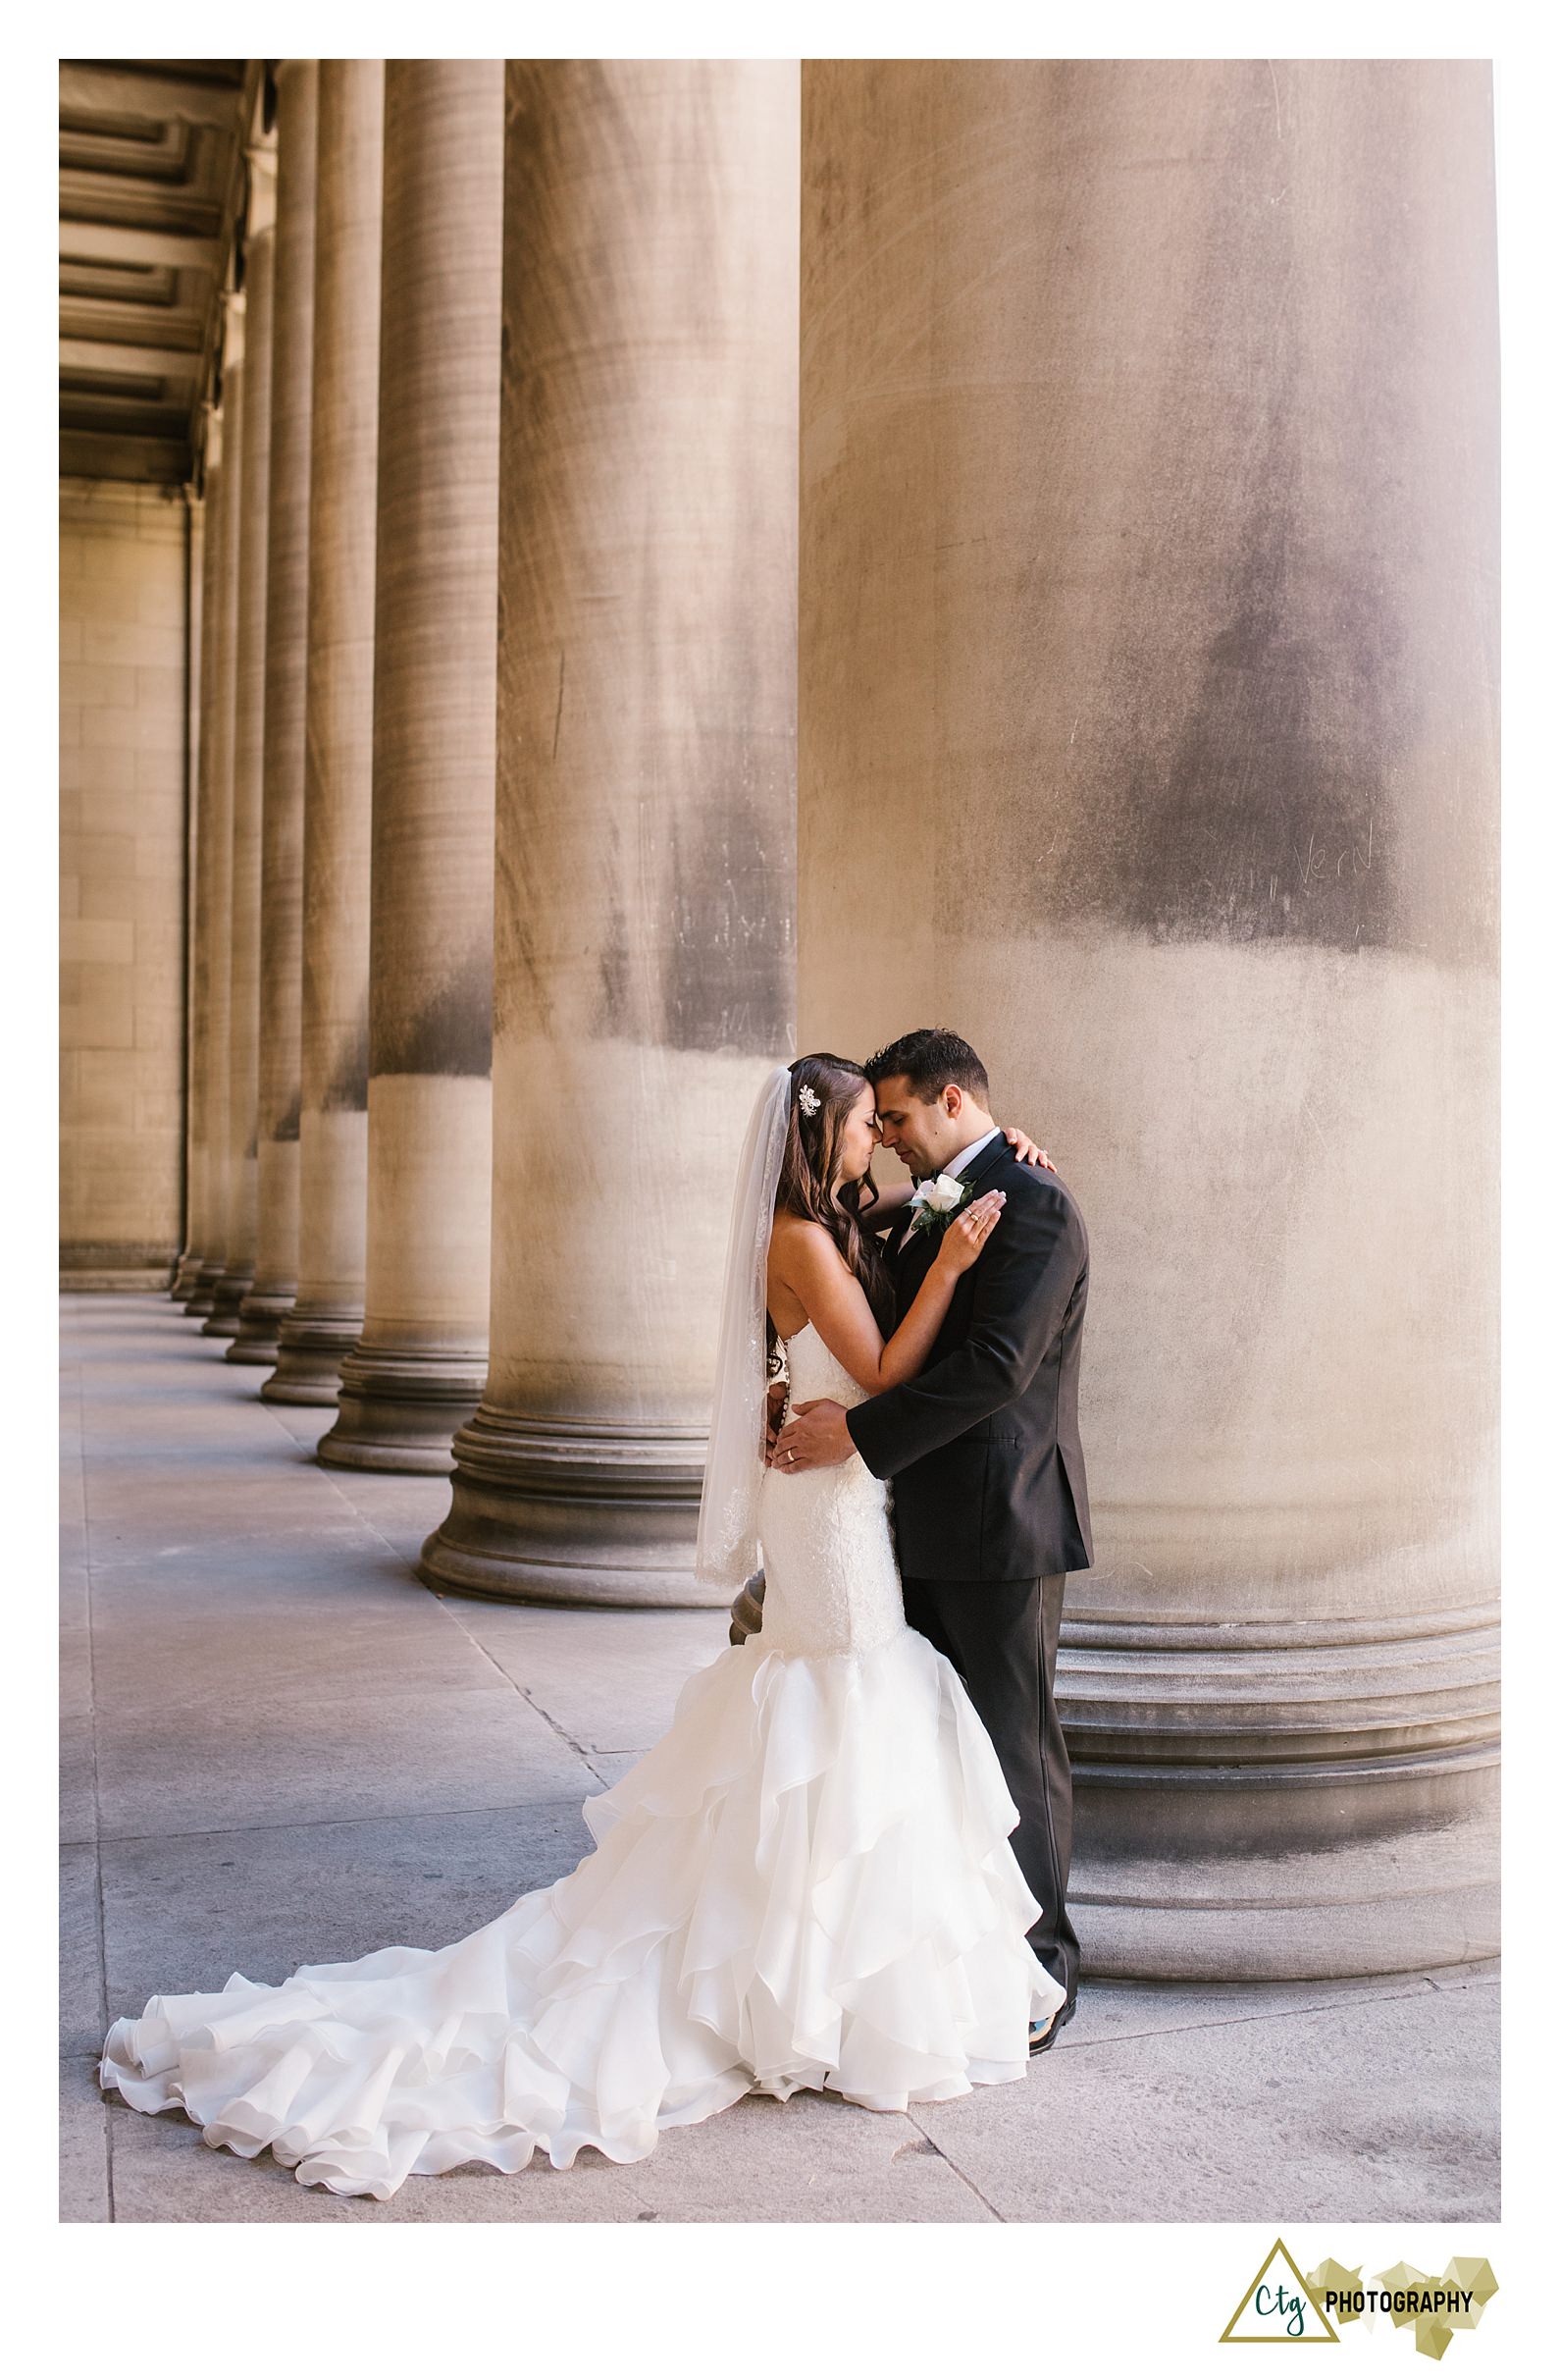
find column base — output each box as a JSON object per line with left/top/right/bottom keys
{"left": 729, "top": 1575, "right": 765, "bottom": 1644}
{"left": 417, "top": 1404, "right": 728, "bottom": 1608}
{"left": 1061, "top": 1620, "right": 1497, "bottom": 1980}
{"left": 317, "top": 1342, "right": 485, "bottom": 1474}
{"left": 171, "top": 1253, "right": 204, "bottom": 1298}
{"left": 261, "top": 1297, "right": 362, "bottom": 1405}
{"left": 227, "top": 1285, "right": 294, "bottom": 1366}
{"left": 201, "top": 1270, "right": 250, "bottom": 1338}
{"left": 1072, "top": 1786, "right": 1498, "bottom": 1981}
{"left": 184, "top": 1260, "right": 223, "bottom": 1315}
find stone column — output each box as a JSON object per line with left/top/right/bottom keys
{"left": 169, "top": 479, "right": 207, "bottom": 1299}
{"left": 418, "top": 61, "right": 798, "bottom": 1602}
{"left": 238, "top": 62, "right": 319, "bottom": 1370}
{"left": 212, "top": 173, "right": 277, "bottom": 1347}
{"left": 193, "top": 299, "right": 243, "bottom": 1321}
{"left": 268, "top": 62, "right": 385, "bottom": 1405}
{"left": 793, "top": 61, "right": 1499, "bottom": 1978}
{"left": 319, "top": 61, "right": 501, "bottom": 1471}
{"left": 173, "top": 418, "right": 220, "bottom": 1302}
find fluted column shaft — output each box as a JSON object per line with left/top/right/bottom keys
{"left": 194, "top": 317, "right": 243, "bottom": 1320}
{"left": 172, "top": 502, "right": 204, "bottom": 1292}
{"left": 319, "top": 61, "right": 502, "bottom": 1471}
{"left": 241, "top": 62, "right": 320, "bottom": 1369}
{"left": 795, "top": 61, "right": 1498, "bottom": 1976}
{"left": 418, "top": 61, "right": 798, "bottom": 1601}
{"left": 213, "top": 204, "right": 276, "bottom": 1345}
{"left": 270, "top": 62, "right": 386, "bottom": 1405}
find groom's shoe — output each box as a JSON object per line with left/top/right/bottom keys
{"left": 1028, "top": 1996, "right": 1077, "bottom": 2057}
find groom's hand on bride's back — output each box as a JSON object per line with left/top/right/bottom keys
{"left": 770, "top": 1398, "right": 855, "bottom": 1473}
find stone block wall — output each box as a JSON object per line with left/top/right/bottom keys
{"left": 60, "top": 478, "right": 191, "bottom": 1286}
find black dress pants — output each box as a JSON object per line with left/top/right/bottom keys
{"left": 899, "top": 1571, "right": 1079, "bottom": 2004}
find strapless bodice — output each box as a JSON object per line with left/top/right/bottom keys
{"left": 778, "top": 1320, "right": 870, "bottom": 1410}
{"left": 754, "top": 1323, "right": 905, "bottom": 1658}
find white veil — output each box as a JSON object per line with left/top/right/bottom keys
{"left": 695, "top": 1062, "right": 794, "bottom": 1591}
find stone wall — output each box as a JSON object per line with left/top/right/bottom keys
{"left": 60, "top": 478, "right": 190, "bottom": 1285}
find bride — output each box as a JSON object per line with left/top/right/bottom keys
{"left": 98, "top": 1055, "right": 1067, "bottom": 2198}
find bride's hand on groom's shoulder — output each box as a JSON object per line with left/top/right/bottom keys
{"left": 935, "top": 1189, "right": 1007, "bottom": 1275}
{"left": 1004, "top": 1127, "right": 1055, "bottom": 1171}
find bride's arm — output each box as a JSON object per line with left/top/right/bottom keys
{"left": 769, "top": 1200, "right": 1007, "bottom": 1396}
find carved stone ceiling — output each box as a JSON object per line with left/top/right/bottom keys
{"left": 60, "top": 60, "right": 259, "bottom": 486}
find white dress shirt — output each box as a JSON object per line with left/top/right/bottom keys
{"left": 939, "top": 1125, "right": 1003, "bottom": 1181}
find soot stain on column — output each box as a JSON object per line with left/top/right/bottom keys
{"left": 977, "top": 64, "right": 1496, "bottom": 973}
{"left": 271, "top": 1086, "right": 302, "bottom": 1142}
{"left": 1101, "top": 445, "right": 1403, "bottom": 955}
{"left": 661, "top": 785, "right": 794, "bottom": 1056}
{"left": 371, "top": 940, "right": 494, "bottom": 1079}
{"left": 594, "top": 858, "right": 632, "bottom": 1044}
{"left": 579, "top": 778, "right": 794, "bottom": 1058}
{"left": 322, "top": 1000, "right": 370, "bottom": 1112}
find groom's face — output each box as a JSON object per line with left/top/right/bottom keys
{"left": 871, "top": 1076, "right": 966, "bottom": 1179}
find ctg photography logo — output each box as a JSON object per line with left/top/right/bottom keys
{"left": 1221, "top": 2240, "right": 1339, "bottom": 2343}
{"left": 1220, "top": 2239, "right": 1499, "bottom": 2353}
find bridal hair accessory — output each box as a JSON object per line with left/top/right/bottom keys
{"left": 796, "top": 1084, "right": 820, "bottom": 1117}
{"left": 695, "top": 1065, "right": 793, "bottom": 1590}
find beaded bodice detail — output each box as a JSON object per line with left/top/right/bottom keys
{"left": 754, "top": 1324, "right": 906, "bottom": 1658}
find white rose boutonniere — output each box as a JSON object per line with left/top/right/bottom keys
{"left": 906, "top": 1171, "right": 972, "bottom": 1238}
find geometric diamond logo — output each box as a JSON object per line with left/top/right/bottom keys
{"left": 1221, "top": 2238, "right": 1342, "bottom": 2343}
{"left": 1357, "top": 2257, "right": 1499, "bottom": 2359}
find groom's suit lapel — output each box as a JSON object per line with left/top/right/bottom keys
{"left": 958, "top": 1132, "right": 1014, "bottom": 1198}
{"left": 892, "top": 1211, "right": 935, "bottom": 1301}
{"left": 894, "top": 1208, "right": 932, "bottom": 1285}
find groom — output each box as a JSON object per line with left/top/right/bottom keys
{"left": 773, "top": 1027, "right": 1092, "bottom": 2051}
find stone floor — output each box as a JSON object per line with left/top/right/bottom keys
{"left": 61, "top": 1294, "right": 1500, "bottom": 2225}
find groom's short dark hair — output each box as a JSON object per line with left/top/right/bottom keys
{"left": 866, "top": 1027, "right": 990, "bottom": 1105}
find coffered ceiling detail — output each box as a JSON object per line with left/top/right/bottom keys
{"left": 60, "top": 59, "right": 260, "bottom": 485}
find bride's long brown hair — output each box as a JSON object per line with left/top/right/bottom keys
{"left": 772, "top": 1054, "right": 895, "bottom": 1346}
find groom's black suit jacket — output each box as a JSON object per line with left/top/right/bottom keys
{"left": 846, "top": 1134, "right": 1093, "bottom": 1582}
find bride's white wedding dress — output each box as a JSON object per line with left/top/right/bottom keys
{"left": 99, "top": 1323, "right": 1065, "bottom": 2198}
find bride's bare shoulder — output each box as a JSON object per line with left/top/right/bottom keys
{"left": 769, "top": 1213, "right": 848, "bottom": 1282}
{"left": 771, "top": 1211, "right": 837, "bottom": 1244}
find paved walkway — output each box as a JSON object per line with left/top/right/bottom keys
{"left": 61, "top": 1295, "right": 1499, "bottom": 2224}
